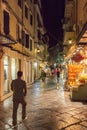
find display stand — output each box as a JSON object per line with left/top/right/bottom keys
{"left": 68, "top": 64, "right": 83, "bottom": 86}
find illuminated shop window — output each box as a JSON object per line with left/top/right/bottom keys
{"left": 30, "top": 62, "right": 32, "bottom": 82}
{"left": 4, "top": 56, "right": 9, "bottom": 94}
{"left": 34, "top": 62, "right": 37, "bottom": 80}
{"left": 11, "top": 58, "right": 17, "bottom": 80}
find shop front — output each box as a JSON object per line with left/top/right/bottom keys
{"left": 67, "top": 45, "right": 87, "bottom": 101}
{"left": 63, "top": 21, "right": 87, "bottom": 101}
{"left": 0, "top": 46, "right": 31, "bottom": 101}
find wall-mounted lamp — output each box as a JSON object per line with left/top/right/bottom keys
{"left": 68, "top": 38, "right": 72, "bottom": 44}
{"left": 35, "top": 48, "right": 40, "bottom": 55}
{"left": 36, "top": 48, "right": 40, "bottom": 52}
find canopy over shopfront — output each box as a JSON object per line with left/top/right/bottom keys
{"left": 0, "top": 33, "right": 16, "bottom": 45}
{"left": 0, "top": 33, "right": 17, "bottom": 58}
{"left": 71, "top": 22, "right": 87, "bottom": 62}
{"left": 77, "top": 21, "right": 87, "bottom": 45}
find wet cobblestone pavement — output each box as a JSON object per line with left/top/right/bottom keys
{"left": 0, "top": 76, "right": 87, "bottom": 130}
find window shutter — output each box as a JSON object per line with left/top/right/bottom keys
{"left": 4, "top": 10, "right": 9, "bottom": 35}
{"left": 26, "top": 34, "right": 29, "bottom": 48}
{"left": 22, "top": 30, "right": 25, "bottom": 46}
{"left": 30, "top": 39, "right": 32, "bottom": 51}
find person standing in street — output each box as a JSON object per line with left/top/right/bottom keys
{"left": 56, "top": 68, "right": 60, "bottom": 89}
{"left": 41, "top": 70, "right": 46, "bottom": 81}
{"left": 11, "top": 71, "right": 27, "bottom": 126}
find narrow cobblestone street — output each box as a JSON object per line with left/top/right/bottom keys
{"left": 0, "top": 76, "right": 87, "bottom": 130}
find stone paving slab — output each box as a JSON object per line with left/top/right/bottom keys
{"left": 0, "top": 77, "right": 87, "bottom": 130}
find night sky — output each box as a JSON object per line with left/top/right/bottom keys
{"left": 41, "top": 0, "right": 65, "bottom": 48}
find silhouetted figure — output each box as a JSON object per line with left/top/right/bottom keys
{"left": 57, "top": 68, "right": 60, "bottom": 82}
{"left": 56, "top": 68, "right": 60, "bottom": 89}
{"left": 11, "top": 71, "right": 27, "bottom": 126}
{"left": 41, "top": 70, "right": 46, "bottom": 81}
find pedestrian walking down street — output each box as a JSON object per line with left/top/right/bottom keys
{"left": 56, "top": 68, "right": 60, "bottom": 89}
{"left": 11, "top": 71, "right": 27, "bottom": 126}
{"left": 41, "top": 70, "right": 46, "bottom": 81}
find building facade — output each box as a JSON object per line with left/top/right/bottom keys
{"left": 63, "top": 0, "right": 87, "bottom": 82}
{"left": 34, "top": 0, "right": 49, "bottom": 79}
{"left": 63, "top": 0, "right": 87, "bottom": 59}
{"left": 0, "top": 0, "right": 48, "bottom": 101}
{"left": 63, "top": 0, "right": 76, "bottom": 59}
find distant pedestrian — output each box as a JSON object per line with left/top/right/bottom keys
{"left": 57, "top": 68, "right": 60, "bottom": 83}
{"left": 11, "top": 71, "right": 27, "bottom": 126}
{"left": 41, "top": 70, "right": 46, "bottom": 81}
{"left": 54, "top": 67, "right": 57, "bottom": 75}
{"left": 56, "top": 68, "right": 60, "bottom": 89}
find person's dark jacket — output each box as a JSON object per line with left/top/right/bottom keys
{"left": 11, "top": 78, "right": 27, "bottom": 100}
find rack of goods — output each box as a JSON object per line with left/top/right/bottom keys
{"left": 68, "top": 64, "right": 83, "bottom": 86}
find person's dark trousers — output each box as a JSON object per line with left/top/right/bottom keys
{"left": 57, "top": 77, "right": 59, "bottom": 83}
{"left": 12, "top": 98, "right": 26, "bottom": 125}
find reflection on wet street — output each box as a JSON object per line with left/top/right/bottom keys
{"left": 0, "top": 76, "right": 87, "bottom": 130}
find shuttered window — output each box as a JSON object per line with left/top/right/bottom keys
{"left": 26, "top": 34, "right": 29, "bottom": 48}
{"left": 18, "top": 0, "right": 22, "bottom": 8}
{"left": 4, "top": 10, "right": 9, "bottom": 35}
{"left": 30, "top": 14, "right": 33, "bottom": 25}
{"left": 25, "top": 5, "right": 28, "bottom": 19}
{"left": 22, "top": 30, "right": 25, "bottom": 46}
{"left": 30, "top": 39, "right": 32, "bottom": 51}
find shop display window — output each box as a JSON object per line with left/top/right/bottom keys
{"left": 11, "top": 58, "right": 17, "bottom": 80}
{"left": 68, "top": 64, "right": 83, "bottom": 86}
{"left": 4, "top": 56, "right": 9, "bottom": 94}
{"left": 30, "top": 62, "right": 32, "bottom": 82}
{"left": 78, "top": 64, "right": 87, "bottom": 84}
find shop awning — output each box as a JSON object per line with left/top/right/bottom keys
{"left": 77, "top": 22, "right": 87, "bottom": 45}
{"left": 0, "top": 33, "right": 16, "bottom": 45}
